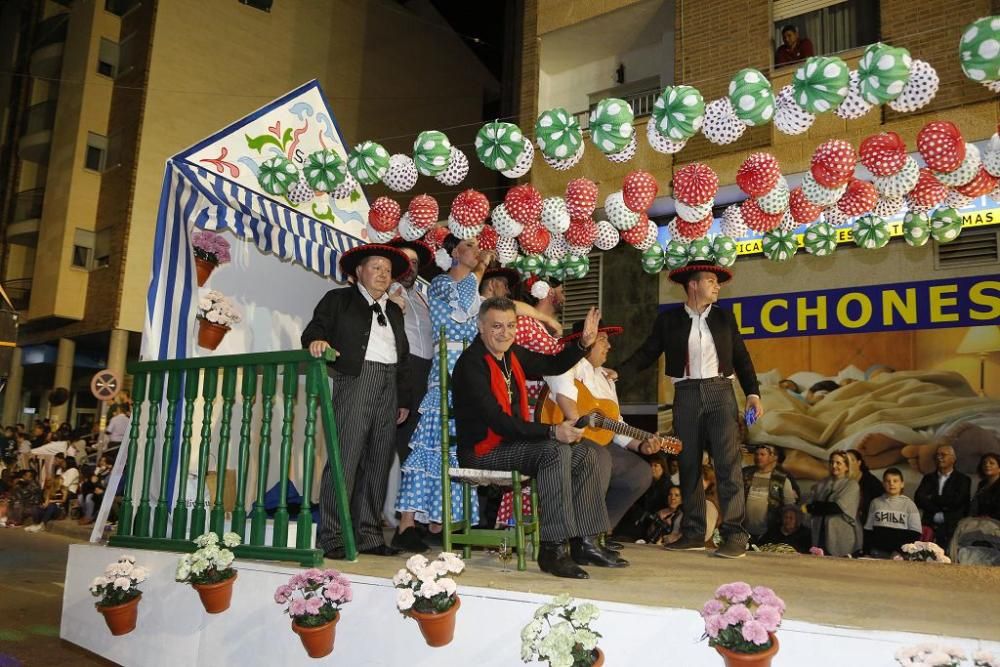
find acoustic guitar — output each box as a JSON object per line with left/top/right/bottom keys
{"left": 539, "top": 380, "right": 682, "bottom": 455}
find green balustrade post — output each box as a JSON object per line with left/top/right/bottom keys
{"left": 171, "top": 370, "right": 201, "bottom": 539}
{"left": 250, "top": 365, "right": 277, "bottom": 546}
{"left": 297, "top": 361, "right": 321, "bottom": 550}
{"left": 190, "top": 367, "right": 219, "bottom": 538}
{"left": 211, "top": 366, "right": 238, "bottom": 536}
{"left": 134, "top": 372, "right": 164, "bottom": 537}
{"left": 272, "top": 363, "right": 297, "bottom": 548}
{"left": 314, "top": 348, "right": 355, "bottom": 560}
{"left": 154, "top": 370, "right": 182, "bottom": 538}
{"left": 230, "top": 366, "right": 257, "bottom": 542}
{"left": 116, "top": 372, "right": 147, "bottom": 537}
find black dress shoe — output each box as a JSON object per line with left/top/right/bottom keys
{"left": 360, "top": 543, "right": 402, "bottom": 556}
{"left": 538, "top": 540, "right": 590, "bottom": 579}
{"left": 391, "top": 527, "right": 429, "bottom": 553}
{"left": 324, "top": 547, "right": 346, "bottom": 560}
{"left": 570, "top": 535, "right": 629, "bottom": 568}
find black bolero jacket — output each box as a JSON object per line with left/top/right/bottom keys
{"left": 301, "top": 285, "right": 410, "bottom": 406}
{"left": 619, "top": 304, "right": 760, "bottom": 398}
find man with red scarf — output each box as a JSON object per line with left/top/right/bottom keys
{"left": 452, "top": 297, "right": 625, "bottom": 579}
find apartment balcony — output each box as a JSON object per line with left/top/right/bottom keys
{"left": 18, "top": 100, "right": 57, "bottom": 165}
{"left": 6, "top": 188, "right": 45, "bottom": 246}
{"left": 29, "top": 14, "right": 68, "bottom": 79}
{"left": 2, "top": 278, "right": 32, "bottom": 312}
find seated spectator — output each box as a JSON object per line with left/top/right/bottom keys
{"left": 846, "top": 448, "right": 884, "bottom": 525}
{"left": 0, "top": 468, "right": 14, "bottom": 526}
{"left": 743, "top": 444, "right": 798, "bottom": 544}
{"left": 971, "top": 452, "right": 1000, "bottom": 520}
{"left": 915, "top": 444, "right": 971, "bottom": 549}
{"left": 805, "top": 451, "right": 862, "bottom": 557}
{"left": 77, "top": 464, "right": 106, "bottom": 525}
{"left": 8, "top": 469, "right": 43, "bottom": 527}
{"left": 775, "top": 24, "right": 814, "bottom": 65}
{"left": 61, "top": 459, "right": 80, "bottom": 496}
{"left": 25, "top": 471, "right": 69, "bottom": 532}
{"left": 760, "top": 504, "right": 812, "bottom": 553}
{"left": 617, "top": 454, "right": 672, "bottom": 542}
{"left": 1, "top": 426, "right": 17, "bottom": 466}
{"left": 654, "top": 485, "right": 684, "bottom": 546}
{"left": 864, "top": 468, "right": 921, "bottom": 558}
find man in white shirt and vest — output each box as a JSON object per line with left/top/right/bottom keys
{"left": 303, "top": 243, "right": 412, "bottom": 558}
{"left": 543, "top": 320, "right": 675, "bottom": 540}
{"left": 618, "top": 260, "right": 763, "bottom": 558}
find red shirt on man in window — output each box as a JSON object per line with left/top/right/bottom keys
{"left": 775, "top": 25, "right": 814, "bottom": 66}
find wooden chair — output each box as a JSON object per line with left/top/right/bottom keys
{"left": 436, "top": 329, "right": 540, "bottom": 571}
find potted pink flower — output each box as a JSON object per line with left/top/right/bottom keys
{"left": 275, "top": 568, "right": 352, "bottom": 659}
{"left": 192, "top": 230, "right": 232, "bottom": 286}
{"left": 701, "top": 582, "right": 785, "bottom": 667}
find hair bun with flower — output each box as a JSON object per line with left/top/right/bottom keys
{"left": 525, "top": 275, "right": 551, "bottom": 300}
{"left": 434, "top": 247, "right": 452, "bottom": 272}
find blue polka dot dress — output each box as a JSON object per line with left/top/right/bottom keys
{"left": 396, "top": 271, "right": 481, "bottom": 525}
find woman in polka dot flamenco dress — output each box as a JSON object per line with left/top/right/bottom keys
{"left": 393, "top": 234, "right": 488, "bottom": 551}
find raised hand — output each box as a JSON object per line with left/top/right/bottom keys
{"left": 580, "top": 307, "right": 601, "bottom": 348}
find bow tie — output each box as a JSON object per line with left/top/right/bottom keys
{"left": 371, "top": 301, "right": 387, "bottom": 327}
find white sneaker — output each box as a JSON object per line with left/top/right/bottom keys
{"left": 24, "top": 524, "right": 44, "bottom": 532}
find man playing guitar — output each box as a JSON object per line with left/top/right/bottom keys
{"left": 541, "top": 320, "right": 682, "bottom": 541}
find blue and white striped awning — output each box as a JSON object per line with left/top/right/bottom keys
{"left": 142, "top": 160, "right": 365, "bottom": 361}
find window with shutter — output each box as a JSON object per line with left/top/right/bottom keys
{"left": 561, "top": 252, "right": 603, "bottom": 327}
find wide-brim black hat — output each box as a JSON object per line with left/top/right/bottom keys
{"left": 386, "top": 238, "right": 433, "bottom": 268}
{"left": 667, "top": 261, "right": 733, "bottom": 285}
{"left": 480, "top": 266, "right": 520, "bottom": 293}
{"left": 559, "top": 319, "right": 623, "bottom": 344}
{"left": 339, "top": 243, "right": 410, "bottom": 280}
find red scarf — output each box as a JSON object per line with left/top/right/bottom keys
{"left": 474, "top": 352, "right": 529, "bottom": 457}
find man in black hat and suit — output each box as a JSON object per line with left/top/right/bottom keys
{"left": 618, "top": 260, "right": 763, "bottom": 559}
{"left": 303, "top": 243, "right": 412, "bottom": 558}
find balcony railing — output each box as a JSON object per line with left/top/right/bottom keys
{"left": 575, "top": 86, "right": 661, "bottom": 132}
{"left": 12, "top": 188, "right": 44, "bottom": 223}
{"left": 107, "top": 348, "right": 355, "bottom": 566}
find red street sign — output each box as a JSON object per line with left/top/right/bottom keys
{"left": 90, "top": 369, "right": 120, "bottom": 401}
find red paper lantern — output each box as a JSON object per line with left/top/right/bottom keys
{"left": 673, "top": 162, "right": 720, "bottom": 205}
{"left": 450, "top": 189, "right": 490, "bottom": 227}
{"left": 837, "top": 178, "right": 878, "bottom": 217}
{"left": 917, "top": 121, "right": 965, "bottom": 173}
{"left": 564, "top": 178, "right": 599, "bottom": 219}
{"left": 368, "top": 196, "right": 401, "bottom": 233}
{"left": 741, "top": 198, "right": 783, "bottom": 233}
{"left": 859, "top": 132, "right": 908, "bottom": 177}
{"left": 736, "top": 153, "right": 781, "bottom": 197}
{"left": 407, "top": 194, "right": 439, "bottom": 228}
{"left": 622, "top": 171, "right": 659, "bottom": 213}
{"left": 810, "top": 139, "right": 857, "bottom": 188}
{"left": 504, "top": 184, "right": 544, "bottom": 226}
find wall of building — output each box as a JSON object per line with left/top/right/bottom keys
{"left": 117, "top": 0, "right": 501, "bottom": 334}
{"left": 28, "top": 1, "right": 119, "bottom": 322}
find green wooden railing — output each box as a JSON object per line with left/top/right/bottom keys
{"left": 107, "top": 349, "right": 355, "bottom": 566}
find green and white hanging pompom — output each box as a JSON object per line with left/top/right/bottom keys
{"left": 930, "top": 207, "right": 964, "bottom": 243}
{"left": 959, "top": 16, "right": 1000, "bottom": 89}
{"left": 302, "top": 150, "right": 347, "bottom": 193}
{"left": 640, "top": 243, "right": 665, "bottom": 274}
{"left": 589, "top": 98, "right": 635, "bottom": 154}
{"left": 347, "top": 141, "right": 389, "bottom": 186}
{"left": 664, "top": 240, "right": 690, "bottom": 269}
{"left": 792, "top": 56, "right": 850, "bottom": 113}
{"left": 257, "top": 155, "right": 299, "bottom": 196}
{"left": 712, "top": 235, "right": 738, "bottom": 267}
{"left": 475, "top": 121, "right": 526, "bottom": 172}
{"left": 728, "top": 68, "right": 775, "bottom": 126}
{"left": 412, "top": 130, "right": 452, "bottom": 177}
{"left": 762, "top": 228, "right": 797, "bottom": 262}
{"left": 902, "top": 211, "right": 931, "bottom": 247}
{"left": 535, "top": 107, "right": 584, "bottom": 161}
{"left": 803, "top": 221, "right": 838, "bottom": 256}
{"left": 852, "top": 214, "right": 890, "bottom": 249}
{"left": 857, "top": 43, "right": 912, "bottom": 105}
{"left": 651, "top": 85, "right": 705, "bottom": 141}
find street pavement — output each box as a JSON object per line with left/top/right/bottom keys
{"left": 0, "top": 522, "right": 112, "bottom": 666}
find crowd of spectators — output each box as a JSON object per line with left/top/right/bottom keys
{"left": 0, "top": 399, "right": 130, "bottom": 533}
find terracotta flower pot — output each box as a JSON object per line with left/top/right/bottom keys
{"left": 592, "top": 647, "right": 605, "bottom": 666}
{"left": 715, "top": 633, "right": 780, "bottom": 667}
{"left": 407, "top": 595, "right": 460, "bottom": 647}
{"left": 96, "top": 594, "right": 141, "bottom": 636}
{"left": 292, "top": 615, "right": 339, "bottom": 659}
{"left": 197, "top": 319, "right": 230, "bottom": 350}
{"left": 195, "top": 257, "right": 217, "bottom": 287}
{"left": 192, "top": 572, "right": 237, "bottom": 614}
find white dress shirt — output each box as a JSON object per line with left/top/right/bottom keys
{"left": 671, "top": 303, "right": 723, "bottom": 381}
{"left": 391, "top": 282, "right": 433, "bottom": 360}
{"left": 357, "top": 284, "right": 398, "bottom": 364}
{"left": 934, "top": 470, "right": 953, "bottom": 523}
{"left": 545, "top": 359, "right": 632, "bottom": 448}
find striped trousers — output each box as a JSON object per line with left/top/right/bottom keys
{"left": 459, "top": 438, "right": 610, "bottom": 542}
{"left": 318, "top": 360, "right": 397, "bottom": 553}
{"left": 672, "top": 377, "right": 748, "bottom": 547}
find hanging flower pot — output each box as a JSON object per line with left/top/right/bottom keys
{"left": 96, "top": 593, "right": 142, "bottom": 636}
{"left": 197, "top": 319, "right": 231, "bottom": 350}
{"left": 407, "top": 595, "right": 461, "bottom": 647}
{"left": 292, "top": 615, "right": 339, "bottom": 659}
{"left": 195, "top": 258, "right": 217, "bottom": 287}
{"left": 192, "top": 572, "right": 237, "bottom": 614}
{"left": 592, "top": 648, "right": 606, "bottom": 666}
{"left": 714, "top": 633, "right": 780, "bottom": 667}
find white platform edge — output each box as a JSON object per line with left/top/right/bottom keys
{"left": 61, "top": 544, "right": 1000, "bottom": 666}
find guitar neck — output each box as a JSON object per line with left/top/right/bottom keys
{"left": 589, "top": 413, "right": 653, "bottom": 442}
